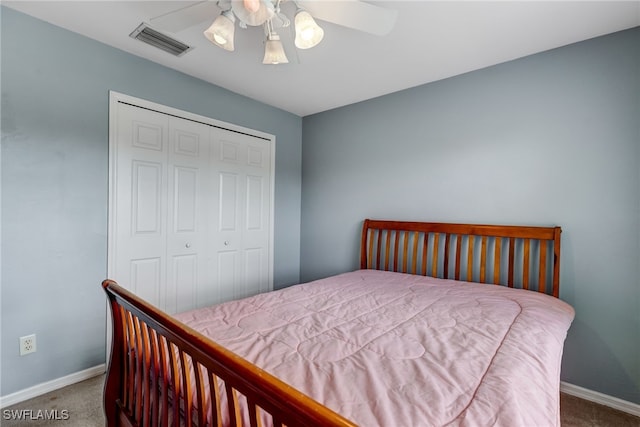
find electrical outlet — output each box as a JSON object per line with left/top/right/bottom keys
{"left": 20, "top": 334, "right": 36, "bottom": 356}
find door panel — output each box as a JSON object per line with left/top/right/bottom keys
{"left": 166, "top": 117, "right": 210, "bottom": 313}
{"left": 130, "top": 257, "right": 162, "bottom": 304}
{"left": 246, "top": 175, "right": 264, "bottom": 230}
{"left": 132, "top": 161, "right": 163, "bottom": 234}
{"left": 243, "top": 140, "right": 271, "bottom": 297}
{"left": 173, "top": 167, "right": 198, "bottom": 232}
{"left": 172, "top": 254, "right": 197, "bottom": 313}
{"left": 244, "top": 248, "right": 265, "bottom": 296}
{"left": 132, "top": 121, "right": 164, "bottom": 151}
{"left": 217, "top": 251, "right": 238, "bottom": 302}
{"left": 211, "top": 128, "right": 271, "bottom": 301}
{"left": 219, "top": 172, "right": 239, "bottom": 232}
{"left": 114, "top": 104, "right": 168, "bottom": 309}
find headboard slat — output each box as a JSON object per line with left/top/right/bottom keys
{"left": 367, "top": 230, "right": 374, "bottom": 269}
{"left": 508, "top": 237, "right": 515, "bottom": 288}
{"left": 493, "top": 237, "right": 502, "bottom": 285}
{"left": 421, "top": 234, "right": 428, "bottom": 276}
{"left": 411, "top": 232, "right": 419, "bottom": 275}
{"left": 467, "top": 236, "right": 475, "bottom": 282}
{"left": 432, "top": 233, "right": 440, "bottom": 278}
{"left": 539, "top": 242, "right": 548, "bottom": 294}
{"left": 376, "top": 230, "right": 382, "bottom": 270}
{"left": 480, "top": 236, "right": 487, "bottom": 283}
{"left": 523, "top": 239, "right": 531, "bottom": 290}
{"left": 393, "top": 232, "right": 400, "bottom": 272}
{"left": 443, "top": 234, "right": 451, "bottom": 280}
{"left": 402, "top": 232, "right": 410, "bottom": 273}
{"left": 455, "top": 235, "right": 462, "bottom": 281}
{"left": 361, "top": 219, "right": 562, "bottom": 298}
{"left": 384, "top": 231, "right": 392, "bottom": 271}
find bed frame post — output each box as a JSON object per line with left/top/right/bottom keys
{"left": 103, "top": 279, "right": 125, "bottom": 426}
{"left": 552, "top": 227, "right": 562, "bottom": 298}
{"left": 360, "top": 219, "right": 371, "bottom": 269}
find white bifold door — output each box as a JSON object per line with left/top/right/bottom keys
{"left": 109, "top": 95, "right": 273, "bottom": 314}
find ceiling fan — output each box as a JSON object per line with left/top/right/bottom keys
{"left": 148, "top": 0, "right": 398, "bottom": 64}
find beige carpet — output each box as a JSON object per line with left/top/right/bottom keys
{"left": 560, "top": 393, "right": 640, "bottom": 427}
{"left": 2, "top": 374, "right": 639, "bottom": 426}
{"left": 1, "top": 376, "right": 104, "bottom": 427}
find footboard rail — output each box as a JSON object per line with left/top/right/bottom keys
{"left": 103, "top": 280, "right": 357, "bottom": 427}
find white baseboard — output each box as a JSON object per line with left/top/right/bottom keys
{"left": 561, "top": 381, "right": 640, "bottom": 418}
{"left": 0, "top": 364, "right": 105, "bottom": 408}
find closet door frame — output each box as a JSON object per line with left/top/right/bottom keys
{"left": 106, "top": 91, "right": 275, "bottom": 355}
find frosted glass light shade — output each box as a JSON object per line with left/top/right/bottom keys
{"left": 294, "top": 10, "right": 324, "bottom": 49}
{"left": 262, "top": 34, "right": 289, "bottom": 64}
{"left": 232, "top": 0, "right": 274, "bottom": 26}
{"left": 243, "top": 0, "right": 260, "bottom": 13}
{"left": 203, "top": 12, "right": 235, "bottom": 51}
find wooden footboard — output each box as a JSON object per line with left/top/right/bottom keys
{"left": 103, "top": 280, "right": 357, "bottom": 427}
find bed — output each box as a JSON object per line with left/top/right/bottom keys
{"left": 102, "top": 219, "right": 574, "bottom": 427}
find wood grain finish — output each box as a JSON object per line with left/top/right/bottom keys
{"left": 360, "top": 219, "right": 562, "bottom": 298}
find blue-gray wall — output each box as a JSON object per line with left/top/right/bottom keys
{"left": 1, "top": 7, "right": 302, "bottom": 396}
{"left": 302, "top": 27, "right": 640, "bottom": 403}
{"left": 2, "top": 5, "right": 639, "bottom": 407}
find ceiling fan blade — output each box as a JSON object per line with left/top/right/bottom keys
{"left": 297, "top": 0, "right": 398, "bottom": 36}
{"left": 150, "top": 1, "right": 221, "bottom": 33}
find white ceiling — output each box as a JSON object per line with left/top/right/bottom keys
{"left": 4, "top": 1, "right": 639, "bottom": 116}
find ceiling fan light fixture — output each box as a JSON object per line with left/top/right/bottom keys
{"left": 195, "top": 0, "right": 397, "bottom": 64}
{"left": 203, "top": 10, "right": 236, "bottom": 51}
{"left": 294, "top": 10, "right": 324, "bottom": 49}
{"left": 263, "top": 33, "right": 289, "bottom": 65}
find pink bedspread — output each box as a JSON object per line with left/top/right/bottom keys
{"left": 175, "top": 270, "right": 574, "bottom": 427}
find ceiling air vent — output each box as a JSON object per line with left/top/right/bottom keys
{"left": 130, "top": 23, "right": 193, "bottom": 57}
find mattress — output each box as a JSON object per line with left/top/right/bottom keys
{"left": 175, "top": 269, "right": 575, "bottom": 427}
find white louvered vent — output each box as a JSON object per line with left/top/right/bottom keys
{"left": 130, "top": 23, "right": 193, "bottom": 57}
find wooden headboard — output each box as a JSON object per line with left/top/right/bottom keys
{"left": 360, "top": 219, "right": 562, "bottom": 297}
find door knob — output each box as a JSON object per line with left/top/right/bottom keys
{"left": 185, "top": 243, "right": 191, "bottom": 248}
{"left": 224, "top": 241, "right": 230, "bottom": 246}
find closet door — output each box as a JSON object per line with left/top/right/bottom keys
{"left": 109, "top": 94, "right": 273, "bottom": 314}
{"left": 166, "top": 117, "right": 211, "bottom": 313}
{"left": 211, "top": 127, "right": 272, "bottom": 303}
{"left": 112, "top": 105, "right": 211, "bottom": 313}
{"left": 113, "top": 103, "right": 170, "bottom": 309}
